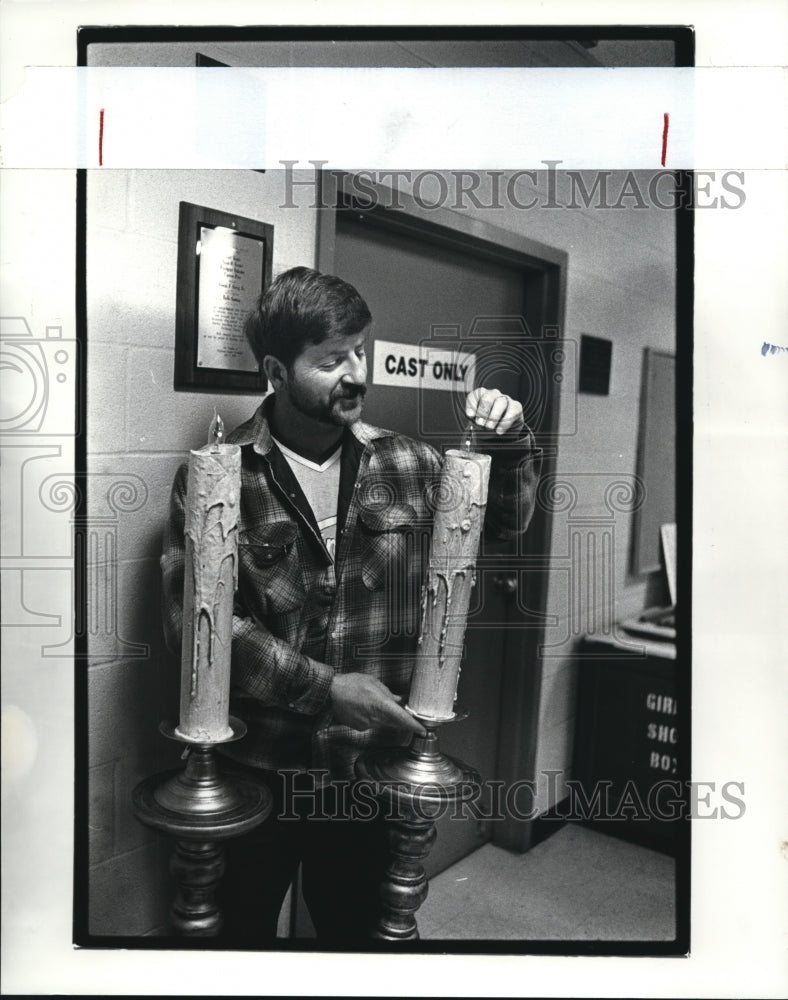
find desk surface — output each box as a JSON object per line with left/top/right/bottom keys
{"left": 582, "top": 631, "right": 677, "bottom": 661}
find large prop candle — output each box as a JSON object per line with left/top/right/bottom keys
{"left": 176, "top": 413, "right": 241, "bottom": 743}
{"left": 407, "top": 444, "right": 491, "bottom": 720}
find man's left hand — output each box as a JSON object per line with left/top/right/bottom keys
{"left": 465, "top": 388, "right": 524, "bottom": 436}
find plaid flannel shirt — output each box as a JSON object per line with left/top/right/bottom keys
{"left": 161, "top": 398, "right": 542, "bottom": 781}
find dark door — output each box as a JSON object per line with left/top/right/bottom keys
{"left": 334, "top": 212, "right": 547, "bottom": 874}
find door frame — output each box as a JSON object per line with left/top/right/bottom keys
{"left": 317, "top": 170, "right": 567, "bottom": 851}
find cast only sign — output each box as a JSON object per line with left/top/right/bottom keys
{"left": 373, "top": 339, "right": 476, "bottom": 394}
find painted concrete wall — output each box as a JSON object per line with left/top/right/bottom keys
{"left": 502, "top": 172, "right": 675, "bottom": 813}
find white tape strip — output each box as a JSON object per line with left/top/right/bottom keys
{"left": 0, "top": 67, "right": 785, "bottom": 168}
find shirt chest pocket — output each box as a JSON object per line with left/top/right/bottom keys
{"left": 238, "top": 519, "right": 305, "bottom": 614}
{"left": 358, "top": 502, "right": 417, "bottom": 591}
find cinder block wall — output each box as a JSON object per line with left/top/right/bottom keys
{"left": 86, "top": 166, "right": 675, "bottom": 932}
{"left": 86, "top": 167, "right": 317, "bottom": 934}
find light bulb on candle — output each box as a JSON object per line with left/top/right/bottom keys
{"left": 208, "top": 410, "right": 225, "bottom": 451}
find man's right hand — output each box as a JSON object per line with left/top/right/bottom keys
{"left": 328, "top": 673, "right": 427, "bottom": 736}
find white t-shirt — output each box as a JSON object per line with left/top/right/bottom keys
{"left": 273, "top": 437, "right": 342, "bottom": 560}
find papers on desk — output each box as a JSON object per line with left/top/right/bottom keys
{"left": 621, "top": 522, "right": 678, "bottom": 642}
{"left": 620, "top": 605, "right": 676, "bottom": 643}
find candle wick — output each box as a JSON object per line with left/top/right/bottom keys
{"left": 463, "top": 419, "right": 475, "bottom": 453}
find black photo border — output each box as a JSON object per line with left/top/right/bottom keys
{"left": 74, "top": 22, "right": 693, "bottom": 958}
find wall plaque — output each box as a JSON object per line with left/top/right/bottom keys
{"left": 174, "top": 201, "right": 272, "bottom": 393}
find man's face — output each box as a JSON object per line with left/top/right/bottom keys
{"left": 282, "top": 327, "right": 369, "bottom": 427}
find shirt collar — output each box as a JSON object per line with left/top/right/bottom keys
{"left": 225, "top": 394, "right": 396, "bottom": 456}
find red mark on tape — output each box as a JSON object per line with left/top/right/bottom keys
{"left": 661, "top": 112, "right": 669, "bottom": 167}
{"left": 99, "top": 108, "right": 105, "bottom": 166}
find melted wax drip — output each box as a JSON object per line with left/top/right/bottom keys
{"left": 412, "top": 450, "right": 490, "bottom": 717}
{"left": 417, "top": 458, "right": 484, "bottom": 668}
{"left": 417, "top": 532, "right": 475, "bottom": 668}
{"left": 186, "top": 458, "right": 238, "bottom": 701}
{"left": 422, "top": 568, "right": 475, "bottom": 666}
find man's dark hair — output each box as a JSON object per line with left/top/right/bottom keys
{"left": 245, "top": 266, "right": 372, "bottom": 370}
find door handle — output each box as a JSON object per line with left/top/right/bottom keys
{"left": 492, "top": 573, "right": 518, "bottom": 596}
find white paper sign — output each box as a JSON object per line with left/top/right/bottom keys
{"left": 373, "top": 339, "right": 476, "bottom": 393}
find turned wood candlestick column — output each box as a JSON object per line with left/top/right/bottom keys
{"left": 169, "top": 839, "right": 227, "bottom": 936}
{"left": 376, "top": 815, "right": 437, "bottom": 941}
{"left": 355, "top": 714, "right": 480, "bottom": 941}
{"left": 132, "top": 721, "right": 271, "bottom": 937}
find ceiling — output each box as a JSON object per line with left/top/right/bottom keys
{"left": 88, "top": 36, "right": 679, "bottom": 69}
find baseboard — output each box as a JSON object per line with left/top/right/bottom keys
{"left": 529, "top": 797, "right": 570, "bottom": 849}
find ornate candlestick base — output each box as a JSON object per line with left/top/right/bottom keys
{"left": 132, "top": 717, "right": 272, "bottom": 937}
{"left": 354, "top": 710, "right": 480, "bottom": 941}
